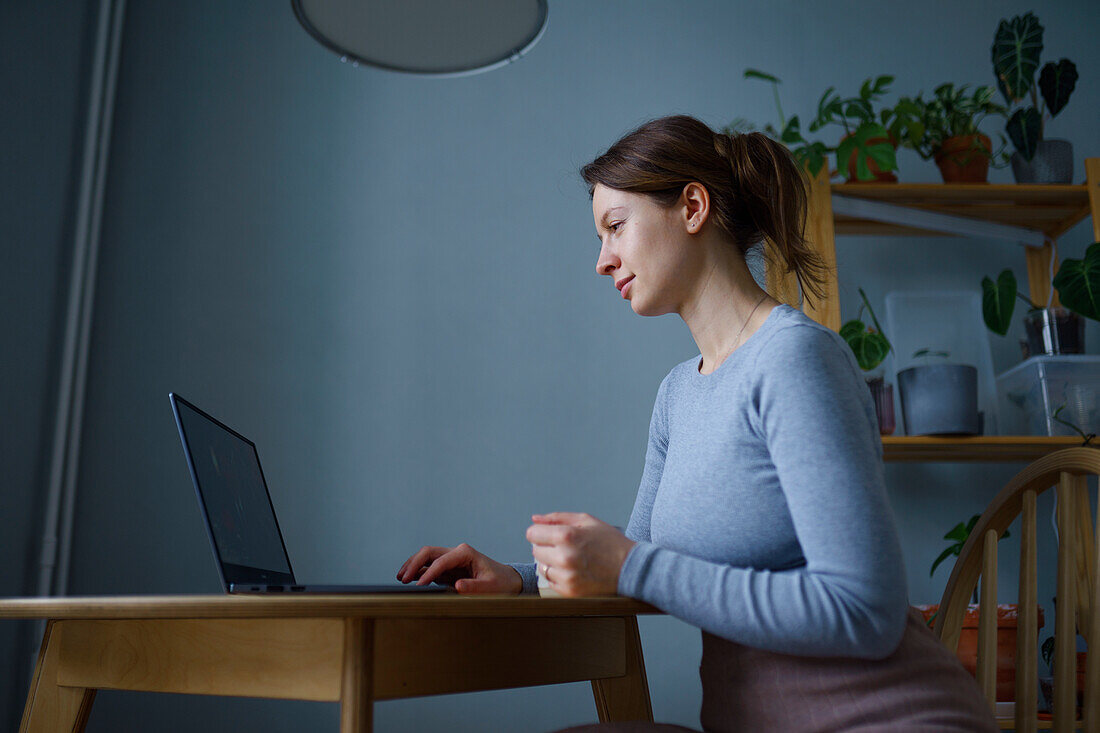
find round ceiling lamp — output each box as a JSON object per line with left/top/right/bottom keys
{"left": 291, "top": 0, "right": 549, "bottom": 77}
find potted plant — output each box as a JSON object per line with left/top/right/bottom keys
{"left": 807, "top": 76, "right": 899, "bottom": 182}
{"left": 889, "top": 83, "right": 1008, "bottom": 183}
{"left": 981, "top": 243, "right": 1100, "bottom": 356}
{"left": 724, "top": 69, "right": 830, "bottom": 180}
{"left": 991, "top": 12, "right": 1079, "bottom": 184}
{"left": 727, "top": 70, "right": 897, "bottom": 182}
{"left": 917, "top": 517, "right": 1037, "bottom": 703}
{"left": 897, "top": 349, "right": 982, "bottom": 435}
{"left": 840, "top": 288, "right": 895, "bottom": 434}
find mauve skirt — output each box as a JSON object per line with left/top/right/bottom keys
{"left": 552, "top": 607, "right": 998, "bottom": 733}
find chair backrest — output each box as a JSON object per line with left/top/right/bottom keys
{"left": 933, "top": 447, "right": 1100, "bottom": 733}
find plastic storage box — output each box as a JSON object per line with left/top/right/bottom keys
{"left": 995, "top": 355, "right": 1100, "bottom": 436}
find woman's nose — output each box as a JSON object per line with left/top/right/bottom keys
{"left": 595, "top": 247, "right": 620, "bottom": 277}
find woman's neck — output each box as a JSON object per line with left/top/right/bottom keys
{"left": 682, "top": 251, "right": 778, "bottom": 374}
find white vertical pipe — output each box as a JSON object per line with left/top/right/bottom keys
{"left": 54, "top": 0, "right": 127, "bottom": 597}
{"left": 35, "top": 0, "right": 125, "bottom": 599}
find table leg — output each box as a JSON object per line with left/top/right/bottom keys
{"left": 20, "top": 620, "right": 96, "bottom": 733}
{"left": 590, "top": 616, "right": 653, "bottom": 722}
{"left": 340, "top": 618, "right": 374, "bottom": 733}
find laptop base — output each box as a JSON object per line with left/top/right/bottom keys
{"left": 228, "top": 583, "right": 455, "bottom": 594}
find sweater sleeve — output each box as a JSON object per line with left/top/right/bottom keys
{"left": 506, "top": 561, "right": 540, "bottom": 594}
{"left": 616, "top": 326, "right": 909, "bottom": 659}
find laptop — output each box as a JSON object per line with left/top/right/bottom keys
{"left": 169, "top": 392, "right": 453, "bottom": 594}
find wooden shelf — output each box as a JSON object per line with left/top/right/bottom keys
{"left": 831, "top": 182, "right": 1091, "bottom": 240}
{"left": 882, "top": 436, "right": 1088, "bottom": 463}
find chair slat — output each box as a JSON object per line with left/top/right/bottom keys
{"left": 978, "top": 529, "right": 999, "bottom": 707}
{"left": 1085, "top": 481, "right": 1100, "bottom": 733}
{"left": 1055, "top": 472, "right": 1079, "bottom": 733}
{"left": 1017, "top": 489, "right": 1038, "bottom": 733}
{"left": 1075, "top": 478, "right": 1094, "bottom": 644}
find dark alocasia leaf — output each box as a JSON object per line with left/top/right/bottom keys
{"left": 991, "top": 12, "right": 1044, "bottom": 103}
{"left": 982, "top": 269, "right": 1017, "bottom": 335}
{"left": 1039, "top": 59, "right": 1078, "bottom": 117}
{"left": 1006, "top": 107, "right": 1042, "bottom": 160}
{"left": 1052, "top": 242, "right": 1100, "bottom": 322}
{"left": 840, "top": 319, "right": 890, "bottom": 371}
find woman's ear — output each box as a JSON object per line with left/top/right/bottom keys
{"left": 681, "top": 182, "right": 709, "bottom": 232}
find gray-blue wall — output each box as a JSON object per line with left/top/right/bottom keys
{"left": 5, "top": 1, "right": 1100, "bottom": 731}
{"left": 0, "top": 2, "right": 93, "bottom": 730}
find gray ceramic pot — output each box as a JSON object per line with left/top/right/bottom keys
{"left": 1010, "top": 139, "right": 1074, "bottom": 184}
{"left": 897, "top": 364, "right": 981, "bottom": 436}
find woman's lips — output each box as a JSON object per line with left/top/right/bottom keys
{"left": 620, "top": 278, "right": 634, "bottom": 298}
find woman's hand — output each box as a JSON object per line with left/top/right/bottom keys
{"left": 396, "top": 543, "right": 523, "bottom": 594}
{"left": 526, "top": 513, "right": 636, "bottom": 597}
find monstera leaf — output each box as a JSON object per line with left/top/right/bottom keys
{"left": 1039, "top": 59, "right": 1078, "bottom": 117}
{"left": 982, "top": 269, "right": 1018, "bottom": 336}
{"left": 834, "top": 122, "right": 895, "bottom": 182}
{"left": 1053, "top": 242, "right": 1100, "bottom": 322}
{"left": 992, "top": 12, "right": 1044, "bottom": 103}
{"left": 1006, "top": 107, "right": 1042, "bottom": 160}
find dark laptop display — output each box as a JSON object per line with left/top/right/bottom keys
{"left": 170, "top": 393, "right": 451, "bottom": 594}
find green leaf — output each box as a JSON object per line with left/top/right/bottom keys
{"left": 1039, "top": 59, "right": 1078, "bottom": 117}
{"left": 744, "top": 68, "right": 780, "bottom": 84}
{"left": 1053, "top": 242, "right": 1100, "bottom": 322}
{"left": 982, "top": 269, "right": 1017, "bottom": 335}
{"left": 865, "top": 141, "right": 897, "bottom": 170}
{"left": 1041, "top": 636, "right": 1055, "bottom": 668}
{"left": 839, "top": 320, "right": 864, "bottom": 342}
{"left": 780, "top": 116, "right": 803, "bottom": 145}
{"left": 991, "top": 12, "right": 1044, "bottom": 103}
{"left": 1006, "top": 108, "right": 1041, "bottom": 160}
{"left": 930, "top": 546, "right": 958, "bottom": 577}
{"left": 945, "top": 521, "right": 970, "bottom": 542}
{"left": 840, "top": 318, "right": 890, "bottom": 371}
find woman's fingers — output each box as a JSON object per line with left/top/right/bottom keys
{"left": 455, "top": 577, "right": 498, "bottom": 593}
{"left": 526, "top": 522, "right": 577, "bottom": 546}
{"left": 532, "top": 512, "right": 587, "bottom": 524}
{"left": 416, "top": 545, "right": 471, "bottom": 586}
{"left": 531, "top": 545, "right": 568, "bottom": 570}
{"left": 397, "top": 546, "right": 448, "bottom": 582}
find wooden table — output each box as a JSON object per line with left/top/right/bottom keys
{"left": 0, "top": 594, "right": 661, "bottom": 732}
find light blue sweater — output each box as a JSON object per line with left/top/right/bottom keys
{"left": 510, "top": 304, "right": 910, "bottom": 659}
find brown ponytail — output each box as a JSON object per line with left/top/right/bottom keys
{"left": 580, "top": 114, "right": 830, "bottom": 309}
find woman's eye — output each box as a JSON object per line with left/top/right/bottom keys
{"left": 610, "top": 222, "right": 622, "bottom": 232}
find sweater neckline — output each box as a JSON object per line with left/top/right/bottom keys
{"left": 690, "top": 304, "right": 788, "bottom": 381}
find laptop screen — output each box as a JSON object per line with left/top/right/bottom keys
{"left": 171, "top": 395, "right": 295, "bottom": 586}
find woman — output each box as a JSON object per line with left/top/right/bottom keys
{"left": 396, "top": 114, "right": 997, "bottom": 732}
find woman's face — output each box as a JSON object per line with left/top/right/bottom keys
{"left": 592, "top": 183, "right": 701, "bottom": 317}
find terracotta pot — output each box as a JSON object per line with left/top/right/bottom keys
{"left": 933, "top": 134, "right": 992, "bottom": 183}
{"left": 842, "top": 132, "right": 898, "bottom": 183}
{"left": 915, "top": 603, "right": 1045, "bottom": 702}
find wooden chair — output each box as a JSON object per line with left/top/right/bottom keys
{"left": 934, "top": 447, "right": 1100, "bottom": 732}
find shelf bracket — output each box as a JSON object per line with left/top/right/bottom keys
{"left": 831, "top": 194, "right": 1048, "bottom": 247}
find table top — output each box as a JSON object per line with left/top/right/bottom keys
{"left": 0, "top": 594, "right": 660, "bottom": 620}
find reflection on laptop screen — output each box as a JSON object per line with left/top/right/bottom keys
{"left": 175, "top": 399, "right": 292, "bottom": 584}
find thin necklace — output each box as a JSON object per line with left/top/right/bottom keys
{"left": 707, "top": 293, "right": 768, "bottom": 372}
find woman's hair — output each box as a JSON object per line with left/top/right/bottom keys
{"left": 579, "top": 114, "right": 829, "bottom": 309}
